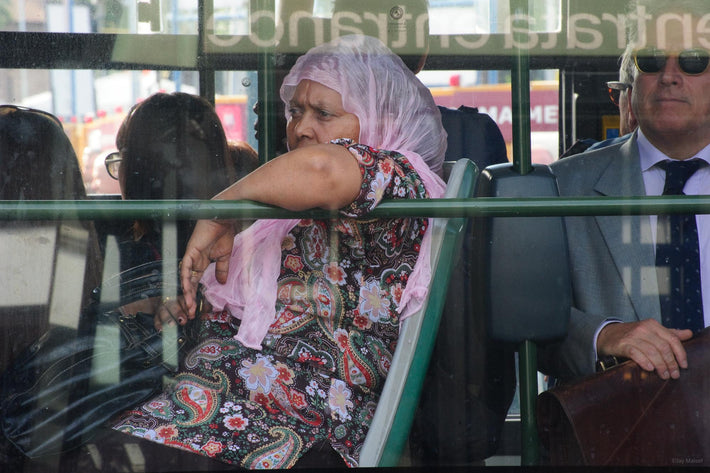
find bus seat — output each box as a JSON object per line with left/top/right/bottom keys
{"left": 474, "top": 163, "right": 571, "bottom": 343}
{"left": 0, "top": 223, "right": 100, "bottom": 373}
{"left": 359, "top": 158, "right": 478, "bottom": 467}
{"left": 408, "top": 226, "right": 517, "bottom": 464}
{"left": 0, "top": 107, "right": 102, "bottom": 373}
{"left": 439, "top": 105, "right": 508, "bottom": 170}
{"left": 406, "top": 107, "right": 516, "bottom": 466}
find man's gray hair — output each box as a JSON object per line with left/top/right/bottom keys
{"left": 620, "top": 44, "right": 636, "bottom": 83}
{"left": 622, "top": 0, "right": 709, "bottom": 81}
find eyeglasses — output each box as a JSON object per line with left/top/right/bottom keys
{"left": 105, "top": 151, "right": 121, "bottom": 180}
{"left": 633, "top": 47, "right": 710, "bottom": 75}
{"left": 606, "top": 81, "right": 632, "bottom": 107}
{"left": 0, "top": 104, "right": 63, "bottom": 128}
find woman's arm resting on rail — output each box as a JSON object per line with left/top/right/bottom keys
{"left": 180, "top": 143, "right": 362, "bottom": 315}
{"left": 218, "top": 143, "right": 362, "bottom": 210}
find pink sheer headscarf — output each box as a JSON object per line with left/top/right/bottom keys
{"left": 201, "top": 35, "right": 447, "bottom": 349}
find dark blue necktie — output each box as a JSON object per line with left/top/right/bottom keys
{"left": 655, "top": 160, "right": 704, "bottom": 332}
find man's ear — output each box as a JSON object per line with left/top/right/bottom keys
{"left": 627, "top": 87, "right": 637, "bottom": 124}
{"left": 625, "top": 88, "right": 639, "bottom": 133}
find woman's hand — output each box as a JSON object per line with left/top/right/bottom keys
{"left": 154, "top": 294, "right": 212, "bottom": 331}
{"left": 180, "top": 219, "right": 237, "bottom": 317}
{"left": 154, "top": 296, "right": 188, "bottom": 331}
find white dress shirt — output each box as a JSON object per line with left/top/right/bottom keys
{"left": 638, "top": 129, "right": 710, "bottom": 327}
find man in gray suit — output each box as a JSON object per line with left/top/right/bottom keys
{"left": 541, "top": 0, "right": 710, "bottom": 383}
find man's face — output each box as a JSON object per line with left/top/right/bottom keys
{"left": 631, "top": 13, "right": 710, "bottom": 155}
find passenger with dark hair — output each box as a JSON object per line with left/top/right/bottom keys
{"left": 105, "top": 92, "right": 240, "bottom": 273}
{"left": 0, "top": 97, "right": 243, "bottom": 471}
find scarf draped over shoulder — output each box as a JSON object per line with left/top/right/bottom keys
{"left": 200, "top": 35, "right": 447, "bottom": 349}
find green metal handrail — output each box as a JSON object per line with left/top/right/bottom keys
{"left": 2, "top": 196, "right": 710, "bottom": 220}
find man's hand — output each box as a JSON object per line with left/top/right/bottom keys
{"left": 597, "top": 319, "right": 693, "bottom": 379}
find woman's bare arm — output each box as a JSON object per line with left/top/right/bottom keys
{"left": 216, "top": 143, "right": 362, "bottom": 210}
{"left": 180, "top": 144, "right": 362, "bottom": 316}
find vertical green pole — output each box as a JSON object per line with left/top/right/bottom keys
{"left": 255, "top": 0, "right": 276, "bottom": 165}
{"left": 511, "top": 0, "right": 532, "bottom": 176}
{"left": 519, "top": 340, "right": 539, "bottom": 465}
{"left": 197, "top": 0, "right": 216, "bottom": 105}
{"left": 510, "top": 0, "right": 538, "bottom": 466}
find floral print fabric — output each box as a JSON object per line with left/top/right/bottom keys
{"left": 113, "top": 139, "right": 430, "bottom": 468}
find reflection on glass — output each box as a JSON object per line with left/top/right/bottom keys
{"left": 0, "top": 67, "right": 254, "bottom": 194}
{"left": 418, "top": 69, "right": 559, "bottom": 164}
{"left": 429, "top": 0, "right": 561, "bottom": 35}
{"left": 1, "top": 0, "right": 201, "bottom": 34}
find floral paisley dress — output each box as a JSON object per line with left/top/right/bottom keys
{"left": 113, "top": 139, "right": 430, "bottom": 468}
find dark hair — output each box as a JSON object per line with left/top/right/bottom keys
{"left": 116, "top": 92, "right": 235, "bottom": 254}
{"left": 118, "top": 92, "right": 234, "bottom": 201}
{"left": 0, "top": 106, "right": 86, "bottom": 200}
{"left": 228, "top": 139, "right": 259, "bottom": 180}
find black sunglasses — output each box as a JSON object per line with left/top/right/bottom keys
{"left": 105, "top": 151, "right": 121, "bottom": 180}
{"left": 634, "top": 47, "right": 710, "bottom": 75}
{"left": 606, "top": 81, "right": 631, "bottom": 107}
{"left": 0, "top": 104, "right": 63, "bottom": 128}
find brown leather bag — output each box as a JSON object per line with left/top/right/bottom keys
{"left": 537, "top": 328, "right": 710, "bottom": 466}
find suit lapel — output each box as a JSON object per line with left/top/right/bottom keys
{"left": 592, "top": 137, "right": 661, "bottom": 322}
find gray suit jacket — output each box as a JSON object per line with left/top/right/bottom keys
{"left": 541, "top": 133, "right": 662, "bottom": 381}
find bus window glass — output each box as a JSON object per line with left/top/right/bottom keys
{"left": 4, "top": 0, "right": 695, "bottom": 470}
{"left": 210, "top": 0, "right": 251, "bottom": 35}
{"left": 419, "top": 68, "right": 559, "bottom": 164}
{"left": 215, "top": 70, "right": 259, "bottom": 151}
{"left": 2, "top": 0, "right": 206, "bottom": 35}
{"left": 429, "top": 0, "right": 561, "bottom": 35}
{"left": 0, "top": 67, "right": 255, "bottom": 195}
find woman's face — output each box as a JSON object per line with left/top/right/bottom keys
{"left": 286, "top": 79, "right": 360, "bottom": 150}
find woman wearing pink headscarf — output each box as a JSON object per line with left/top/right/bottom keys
{"left": 113, "top": 35, "right": 447, "bottom": 468}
